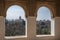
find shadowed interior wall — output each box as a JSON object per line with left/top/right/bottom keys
{"left": 0, "top": 0, "right": 60, "bottom": 40}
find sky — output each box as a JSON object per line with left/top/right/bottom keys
{"left": 36, "top": 6, "right": 51, "bottom": 21}
{"left": 6, "top": 5, "right": 51, "bottom": 21}
{"left": 6, "top": 5, "right": 26, "bottom": 20}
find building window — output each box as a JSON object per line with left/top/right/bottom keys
{"left": 5, "top": 5, "right": 27, "bottom": 38}
{"left": 36, "top": 6, "right": 54, "bottom": 36}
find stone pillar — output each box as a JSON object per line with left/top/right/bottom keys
{"left": 0, "top": 16, "right": 5, "bottom": 40}
{"left": 55, "top": 17, "right": 60, "bottom": 39}
{"left": 27, "top": 17, "right": 36, "bottom": 40}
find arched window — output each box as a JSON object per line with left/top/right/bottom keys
{"left": 36, "top": 6, "right": 54, "bottom": 36}
{"left": 5, "top": 5, "right": 27, "bottom": 38}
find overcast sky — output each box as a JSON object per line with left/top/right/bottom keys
{"left": 6, "top": 5, "right": 51, "bottom": 21}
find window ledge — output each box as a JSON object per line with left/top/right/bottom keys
{"left": 36, "top": 35, "right": 55, "bottom": 37}
{"left": 5, "top": 35, "right": 27, "bottom": 39}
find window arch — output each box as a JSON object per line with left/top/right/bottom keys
{"left": 5, "top": 5, "right": 27, "bottom": 38}
{"left": 36, "top": 6, "right": 54, "bottom": 36}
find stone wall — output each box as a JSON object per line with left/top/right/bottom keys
{"left": 0, "top": 16, "right": 60, "bottom": 40}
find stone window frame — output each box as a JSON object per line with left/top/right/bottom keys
{"left": 3, "top": 1, "right": 56, "bottom": 40}
{"left": 4, "top": 4, "right": 28, "bottom": 39}
{"left": 35, "top": 2, "right": 56, "bottom": 37}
